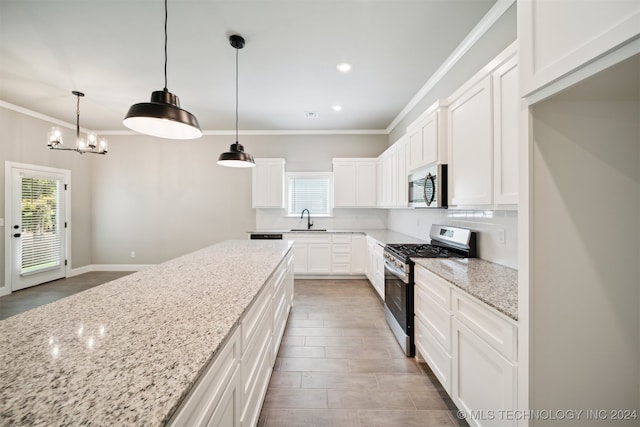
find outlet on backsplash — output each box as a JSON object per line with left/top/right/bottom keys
{"left": 498, "top": 229, "right": 506, "bottom": 245}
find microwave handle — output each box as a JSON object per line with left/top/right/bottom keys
{"left": 424, "top": 172, "right": 435, "bottom": 206}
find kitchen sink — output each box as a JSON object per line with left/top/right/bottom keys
{"left": 289, "top": 229, "right": 327, "bottom": 232}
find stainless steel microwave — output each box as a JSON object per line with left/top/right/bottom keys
{"left": 408, "top": 164, "right": 448, "bottom": 208}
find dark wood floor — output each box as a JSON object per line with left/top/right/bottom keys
{"left": 0, "top": 274, "right": 466, "bottom": 426}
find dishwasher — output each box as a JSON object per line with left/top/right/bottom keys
{"left": 249, "top": 233, "right": 283, "bottom": 240}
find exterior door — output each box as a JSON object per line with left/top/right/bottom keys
{"left": 6, "top": 162, "right": 69, "bottom": 292}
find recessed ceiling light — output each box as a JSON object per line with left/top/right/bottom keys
{"left": 336, "top": 63, "right": 352, "bottom": 73}
{"left": 304, "top": 111, "right": 319, "bottom": 118}
{"left": 332, "top": 105, "right": 342, "bottom": 111}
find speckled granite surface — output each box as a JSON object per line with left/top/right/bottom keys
{"left": 412, "top": 257, "right": 518, "bottom": 321}
{"left": 0, "top": 240, "right": 293, "bottom": 426}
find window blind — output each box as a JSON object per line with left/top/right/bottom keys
{"left": 287, "top": 175, "right": 331, "bottom": 216}
{"left": 20, "top": 177, "right": 62, "bottom": 274}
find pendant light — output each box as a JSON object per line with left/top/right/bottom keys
{"left": 217, "top": 35, "right": 255, "bottom": 168}
{"left": 47, "top": 91, "right": 108, "bottom": 155}
{"left": 123, "top": 0, "right": 202, "bottom": 139}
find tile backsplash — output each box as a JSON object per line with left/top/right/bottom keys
{"left": 387, "top": 208, "right": 518, "bottom": 269}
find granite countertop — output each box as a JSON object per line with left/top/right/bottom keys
{"left": 0, "top": 240, "right": 294, "bottom": 426}
{"left": 412, "top": 257, "right": 518, "bottom": 321}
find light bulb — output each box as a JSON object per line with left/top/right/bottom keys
{"left": 87, "top": 132, "right": 97, "bottom": 149}
{"left": 47, "top": 127, "right": 62, "bottom": 146}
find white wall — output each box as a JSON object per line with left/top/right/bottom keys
{"left": 529, "top": 56, "right": 639, "bottom": 424}
{"left": 388, "top": 208, "right": 517, "bottom": 268}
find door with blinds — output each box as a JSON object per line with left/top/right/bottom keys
{"left": 8, "top": 163, "right": 69, "bottom": 291}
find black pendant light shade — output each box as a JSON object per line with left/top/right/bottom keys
{"left": 218, "top": 142, "right": 255, "bottom": 167}
{"left": 217, "top": 35, "right": 255, "bottom": 167}
{"left": 123, "top": 89, "right": 202, "bottom": 139}
{"left": 122, "top": 0, "right": 202, "bottom": 140}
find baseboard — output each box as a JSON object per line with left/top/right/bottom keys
{"left": 69, "top": 264, "right": 154, "bottom": 276}
{"left": 293, "top": 274, "right": 368, "bottom": 280}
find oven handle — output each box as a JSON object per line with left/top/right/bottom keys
{"left": 384, "top": 259, "right": 409, "bottom": 283}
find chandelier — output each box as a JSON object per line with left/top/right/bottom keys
{"left": 47, "top": 91, "right": 108, "bottom": 155}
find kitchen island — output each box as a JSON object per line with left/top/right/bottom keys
{"left": 0, "top": 240, "right": 294, "bottom": 426}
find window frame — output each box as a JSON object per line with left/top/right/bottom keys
{"left": 285, "top": 171, "right": 334, "bottom": 217}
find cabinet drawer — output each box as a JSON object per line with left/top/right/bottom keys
{"left": 242, "top": 285, "right": 272, "bottom": 353}
{"left": 415, "top": 316, "right": 452, "bottom": 394}
{"left": 332, "top": 234, "right": 352, "bottom": 244}
{"left": 332, "top": 264, "right": 351, "bottom": 274}
{"left": 241, "top": 298, "right": 272, "bottom": 401}
{"left": 170, "top": 328, "right": 241, "bottom": 426}
{"left": 415, "top": 284, "right": 452, "bottom": 352}
{"left": 415, "top": 266, "right": 451, "bottom": 309}
{"left": 452, "top": 290, "right": 517, "bottom": 362}
{"left": 332, "top": 253, "right": 351, "bottom": 263}
{"left": 285, "top": 233, "right": 332, "bottom": 244}
{"left": 332, "top": 243, "right": 351, "bottom": 253}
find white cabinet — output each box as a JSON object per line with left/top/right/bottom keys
{"left": 414, "top": 266, "right": 453, "bottom": 393}
{"left": 452, "top": 318, "right": 517, "bottom": 427}
{"left": 331, "top": 234, "right": 352, "bottom": 274}
{"left": 332, "top": 159, "right": 377, "bottom": 207}
{"left": 351, "top": 234, "right": 366, "bottom": 274}
{"left": 448, "top": 44, "right": 518, "bottom": 208}
{"left": 287, "top": 233, "right": 332, "bottom": 275}
{"left": 376, "top": 136, "right": 408, "bottom": 208}
{"left": 252, "top": 158, "right": 285, "bottom": 208}
{"left": 414, "top": 265, "right": 518, "bottom": 427}
{"left": 407, "top": 101, "right": 448, "bottom": 171}
{"left": 492, "top": 56, "right": 519, "bottom": 205}
{"left": 365, "top": 236, "right": 384, "bottom": 300}
{"left": 519, "top": 0, "right": 640, "bottom": 99}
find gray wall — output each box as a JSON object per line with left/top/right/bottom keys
{"left": 91, "top": 133, "right": 387, "bottom": 264}
{"left": 529, "top": 60, "right": 639, "bottom": 424}
{"left": 0, "top": 107, "right": 94, "bottom": 289}
{"left": 387, "top": 3, "right": 517, "bottom": 143}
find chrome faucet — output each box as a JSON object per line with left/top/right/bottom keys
{"left": 300, "top": 209, "right": 313, "bottom": 230}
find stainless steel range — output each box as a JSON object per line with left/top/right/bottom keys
{"left": 383, "top": 224, "right": 477, "bottom": 356}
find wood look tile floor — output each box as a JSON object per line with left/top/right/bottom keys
{"left": 258, "top": 279, "right": 468, "bottom": 427}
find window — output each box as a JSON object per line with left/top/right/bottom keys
{"left": 286, "top": 172, "right": 332, "bottom": 217}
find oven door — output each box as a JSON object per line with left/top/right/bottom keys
{"left": 383, "top": 258, "right": 414, "bottom": 356}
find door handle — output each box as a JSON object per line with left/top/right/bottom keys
{"left": 13, "top": 233, "right": 21, "bottom": 237}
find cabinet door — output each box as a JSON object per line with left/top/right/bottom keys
{"left": 408, "top": 126, "right": 423, "bottom": 172}
{"left": 307, "top": 244, "right": 331, "bottom": 273}
{"left": 351, "top": 235, "right": 366, "bottom": 274}
{"left": 492, "top": 56, "right": 519, "bottom": 205}
{"left": 252, "top": 159, "right": 284, "bottom": 208}
{"left": 421, "top": 112, "right": 439, "bottom": 167}
{"left": 293, "top": 243, "right": 308, "bottom": 273}
{"left": 452, "top": 318, "right": 517, "bottom": 427}
{"left": 355, "top": 162, "right": 377, "bottom": 207}
{"left": 448, "top": 76, "right": 493, "bottom": 206}
{"left": 333, "top": 162, "right": 356, "bottom": 207}
{"left": 519, "top": 0, "right": 640, "bottom": 98}
{"left": 395, "top": 138, "right": 408, "bottom": 207}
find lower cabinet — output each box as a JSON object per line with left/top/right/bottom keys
{"left": 365, "top": 236, "right": 384, "bottom": 299}
{"left": 452, "top": 318, "right": 517, "bottom": 427}
{"left": 287, "top": 233, "right": 368, "bottom": 277}
{"left": 414, "top": 265, "right": 518, "bottom": 427}
{"left": 170, "top": 251, "right": 294, "bottom": 427}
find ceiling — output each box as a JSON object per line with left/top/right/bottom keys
{"left": 0, "top": 0, "right": 497, "bottom": 133}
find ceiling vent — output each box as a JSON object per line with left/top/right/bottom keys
{"left": 304, "top": 111, "right": 319, "bottom": 119}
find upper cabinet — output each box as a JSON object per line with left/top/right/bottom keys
{"left": 252, "top": 158, "right": 285, "bottom": 208}
{"left": 448, "top": 43, "right": 519, "bottom": 208}
{"left": 406, "top": 101, "right": 448, "bottom": 172}
{"left": 376, "top": 135, "right": 408, "bottom": 208}
{"left": 332, "top": 158, "right": 377, "bottom": 208}
{"left": 519, "top": 0, "right": 640, "bottom": 100}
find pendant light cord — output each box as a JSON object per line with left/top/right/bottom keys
{"left": 75, "top": 94, "right": 81, "bottom": 139}
{"left": 235, "top": 45, "right": 239, "bottom": 142}
{"left": 163, "top": 0, "right": 168, "bottom": 91}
